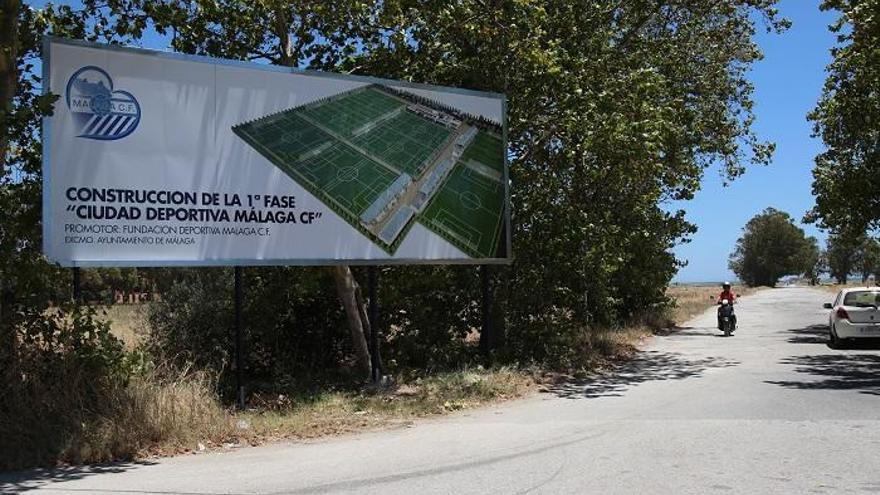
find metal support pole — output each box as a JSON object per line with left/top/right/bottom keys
{"left": 479, "top": 265, "right": 492, "bottom": 355}
{"left": 234, "top": 266, "right": 245, "bottom": 409}
{"left": 368, "top": 266, "right": 382, "bottom": 383}
{"left": 72, "top": 267, "right": 82, "bottom": 303}
{"left": 0, "top": 283, "right": 12, "bottom": 363}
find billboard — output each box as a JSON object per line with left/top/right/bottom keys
{"left": 43, "top": 38, "right": 510, "bottom": 267}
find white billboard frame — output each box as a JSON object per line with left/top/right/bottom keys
{"left": 42, "top": 36, "right": 512, "bottom": 268}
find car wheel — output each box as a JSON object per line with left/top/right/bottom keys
{"left": 829, "top": 324, "right": 840, "bottom": 349}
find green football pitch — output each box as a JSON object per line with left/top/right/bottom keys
{"left": 233, "top": 84, "right": 506, "bottom": 257}
{"left": 234, "top": 115, "right": 396, "bottom": 232}
{"left": 300, "top": 88, "right": 404, "bottom": 137}
{"left": 460, "top": 132, "right": 504, "bottom": 173}
{"left": 353, "top": 111, "right": 451, "bottom": 176}
{"left": 419, "top": 162, "right": 505, "bottom": 258}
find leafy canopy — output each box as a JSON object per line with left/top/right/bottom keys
{"left": 825, "top": 232, "right": 880, "bottom": 284}
{"left": 806, "top": 0, "right": 880, "bottom": 233}
{"left": 2, "top": 1, "right": 786, "bottom": 372}
{"left": 729, "top": 208, "right": 816, "bottom": 287}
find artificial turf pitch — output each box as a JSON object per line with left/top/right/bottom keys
{"left": 460, "top": 132, "right": 504, "bottom": 173}
{"left": 233, "top": 85, "right": 506, "bottom": 258}
{"left": 352, "top": 111, "right": 451, "bottom": 176}
{"left": 419, "top": 161, "right": 505, "bottom": 258}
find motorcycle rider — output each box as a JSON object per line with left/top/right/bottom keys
{"left": 717, "top": 282, "right": 737, "bottom": 331}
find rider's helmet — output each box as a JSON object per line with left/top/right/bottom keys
{"left": 722, "top": 281, "right": 731, "bottom": 290}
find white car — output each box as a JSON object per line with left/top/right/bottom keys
{"left": 824, "top": 287, "right": 880, "bottom": 347}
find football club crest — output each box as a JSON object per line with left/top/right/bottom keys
{"left": 65, "top": 66, "right": 140, "bottom": 140}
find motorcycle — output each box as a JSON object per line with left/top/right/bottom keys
{"left": 718, "top": 299, "right": 735, "bottom": 337}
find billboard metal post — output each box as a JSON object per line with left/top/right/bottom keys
{"left": 480, "top": 265, "right": 492, "bottom": 355}
{"left": 72, "top": 267, "right": 82, "bottom": 303}
{"left": 234, "top": 266, "right": 245, "bottom": 409}
{"left": 368, "top": 267, "right": 382, "bottom": 383}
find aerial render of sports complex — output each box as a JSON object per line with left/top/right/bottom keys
{"left": 232, "top": 84, "right": 506, "bottom": 258}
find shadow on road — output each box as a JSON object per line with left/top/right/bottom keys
{"left": 653, "top": 326, "right": 734, "bottom": 339}
{"left": 652, "top": 326, "right": 694, "bottom": 336}
{"left": 784, "top": 324, "right": 831, "bottom": 345}
{"left": 541, "top": 350, "right": 739, "bottom": 399}
{"left": 765, "top": 353, "right": 880, "bottom": 395}
{"left": 782, "top": 324, "right": 880, "bottom": 349}
{"left": 0, "top": 461, "right": 157, "bottom": 494}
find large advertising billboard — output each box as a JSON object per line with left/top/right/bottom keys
{"left": 43, "top": 38, "right": 510, "bottom": 267}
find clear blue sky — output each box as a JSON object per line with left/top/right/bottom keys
{"left": 672, "top": 0, "right": 837, "bottom": 283}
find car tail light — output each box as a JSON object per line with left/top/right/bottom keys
{"left": 836, "top": 307, "right": 850, "bottom": 320}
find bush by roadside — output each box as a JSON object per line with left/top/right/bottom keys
{"left": 2, "top": 268, "right": 684, "bottom": 471}
{"left": 0, "top": 303, "right": 233, "bottom": 470}
{"left": 2, "top": 299, "right": 659, "bottom": 469}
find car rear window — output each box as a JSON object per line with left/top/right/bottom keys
{"left": 843, "top": 291, "right": 880, "bottom": 307}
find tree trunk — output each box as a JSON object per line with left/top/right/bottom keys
{"left": 0, "top": 286, "right": 16, "bottom": 383}
{"left": 268, "top": 16, "right": 374, "bottom": 382}
{"left": 0, "top": 0, "right": 20, "bottom": 175}
{"left": 0, "top": 0, "right": 19, "bottom": 374}
{"left": 333, "top": 266, "right": 372, "bottom": 381}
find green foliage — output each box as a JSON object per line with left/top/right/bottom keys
{"left": 802, "top": 236, "right": 824, "bottom": 285}
{"left": 854, "top": 236, "right": 880, "bottom": 282}
{"left": 0, "top": 303, "right": 134, "bottom": 468}
{"left": 806, "top": 0, "right": 880, "bottom": 233}
{"left": 3, "top": 1, "right": 784, "bottom": 385}
{"left": 1, "top": 1, "right": 150, "bottom": 350}
{"left": 76, "top": 268, "right": 153, "bottom": 303}
{"left": 147, "top": 267, "right": 353, "bottom": 396}
{"left": 825, "top": 232, "right": 880, "bottom": 284}
{"left": 147, "top": 265, "right": 482, "bottom": 387}
{"left": 344, "top": 0, "right": 785, "bottom": 363}
{"left": 826, "top": 233, "right": 859, "bottom": 284}
{"left": 0, "top": 1, "right": 161, "bottom": 469}
{"left": 380, "top": 265, "right": 482, "bottom": 370}
{"left": 729, "top": 208, "right": 816, "bottom": 287}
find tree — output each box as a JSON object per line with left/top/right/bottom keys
{"left": 85, "top": 0, "right": 788, "bottom": 368}
{"left": 4, "top": 1, "right": 787, "bottom": 378}
{"left": 826, "top": 233, "right": 880, "bottom": 284}
{"left": 854, "top": 237, "right": 880, "bottom": 283}
{"left": 806, "top": 0, "right": 880, "bottom": 233}
{"left": 802, "top": 236, "right": 823, "bottom": 285}
{"left": 2, "top": 0, "right": 148, "bottom": 371}
{"left": 825, "top": 232, "right": 863, "bottom": 284}
{"left": 344, "top": 0, "right": 787, "bottom": 360}
{"left": 729, "top": 208, "right": 815, "bottom": 287}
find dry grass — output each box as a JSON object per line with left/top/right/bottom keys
{"left": 3, "top": 366, "right": 533, "bottom": 468}
{"left": 1, "top": 363, "right": 234, "bottom": 469}
{"left": 237, "top": 368, "right": 535, "bottom": 445}
{"left": 100, "top": 304, "right": 151, "bottom": 348}
{"left": 574, "top": 324, "right": 652, "bottom": 370}
{"left": 666, "top": 284, "right": 761, "bottom": 325}
{"left": 8, "top": 297, "right": 678, "bottom": 466}
{"left": 64, "top": 370, "right": 236, "bottom": 462}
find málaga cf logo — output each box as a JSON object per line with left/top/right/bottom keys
{"left": 65, "top": 66, "right": 140, "bottom": 140}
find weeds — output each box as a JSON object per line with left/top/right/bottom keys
{"left": 4, "top": 299, "right": 658, "bottom": 469}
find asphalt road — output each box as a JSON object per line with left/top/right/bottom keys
{"left": 4, "top": 287, "right": 880, "bottom": 495}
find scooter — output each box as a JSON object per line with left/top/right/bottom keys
{"left": 718, "top": 299, "right": 735, "bottom": 337}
